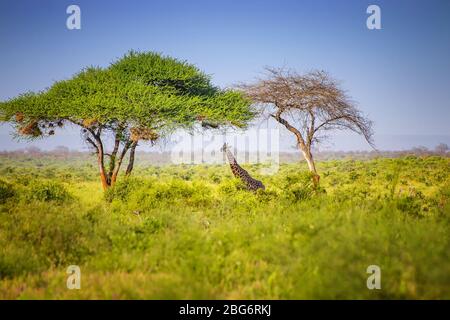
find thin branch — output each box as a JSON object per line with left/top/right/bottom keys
{"left": 85, "top": 137, "right": 98, "bottom": 152}
{"left": 110, "top": 140, "right": 133, "bottom": 185}
{"left": 271, "top": 112, "right": 306, "bottom": 150}
{"left": 125, "top": 141, "right": 138, "bottom": 176}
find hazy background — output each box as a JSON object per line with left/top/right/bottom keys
{"left": 1, "top": 0, "right": 449, "bottom": 152}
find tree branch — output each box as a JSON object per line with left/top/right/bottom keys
{"left": 313, "top": 116, "right": 346, "bottom": 135}
{"left": 108, "top": 126, "right": 123, "bottom": 181}
{"left": 307, "top": 109, "right": 315, "bottom": 148}
{"left": 271, "top": 112, "right": 307, "bottom": 150}
{"left": 126, "top": 141, "right": 138, "bottom": 176}
{"left": 85, "top": 137, "right": 98, "bottom": 152}
{"left": 110, "top": 140, "right": 133, "bottom": 186}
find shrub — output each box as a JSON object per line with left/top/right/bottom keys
{"left": 105, "top": 178, "right": 134, "bottom": 202}
{"left": 0, "top": 202, "right": 106, "bottom": 270}
{"left": 0, "top": 180, "right": 15, "bottom": 204}
{"left": 280, "top": 171, "right": 316, "bottom": 201}
{"left": 25, "top": 180, "right": 72, "bottom": 203}
{"left": 218, "top": 178, "right": 246, "bottom": 195}
{"left": 395, "top": 196, "right": 418, "bottom": 213}
{"left": 0, "top": 245, "right": 41, "bottom": 279}
{"left": 104, "top": 177, "right": 154, "bottom": 202}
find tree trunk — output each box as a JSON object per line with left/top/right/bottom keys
{"left": 271, "top": 113, "right": 320, "bottom": 186}
{"left": 97, "top": 152, "right": 110, "bottom": 191}
{"left": 301, "top": 148, "right": 320, "bottom": 186}
{"left": 110, "top": 141, "right": 133, "bottom": 187}
{"left": 107, "top": 134, "right": 121, "bottom": 184}
{"left": 125, "top": 142, "right": 137, "bottom": 176}
{"left": 85, "top": 128, "right": 111, "bottom": 191}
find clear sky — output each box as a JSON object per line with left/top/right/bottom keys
{"left": 0, "top": 0, "right": 449, "bottom": 151}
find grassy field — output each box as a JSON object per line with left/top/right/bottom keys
{"left": 0, "top": 154, "right": 449, "bottom": 299}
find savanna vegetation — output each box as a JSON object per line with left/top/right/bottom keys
{"left": 0, "top": 153, "right": 448, "bottom": 299}
{"left": 0, "top": 51, "right": 448, "bottom": 300}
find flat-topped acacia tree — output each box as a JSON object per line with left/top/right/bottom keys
{"left": 0, "top": 51, "right": 254, "bottom": 190}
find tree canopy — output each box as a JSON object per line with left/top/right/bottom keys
{"left": 0, "top": 51, "right": 255, "bottom": 189}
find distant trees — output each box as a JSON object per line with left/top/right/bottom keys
{"left": 434, "top": 143, "right": 449, "bottom": 155}
{"left": 0, "top": 51, "right": 254, "bottom": 190}
{"left": 411, "top": 146, "right": 430, "bottom": 156}
{"left": 241, "top": 68, "right": 374, "bottom": 185}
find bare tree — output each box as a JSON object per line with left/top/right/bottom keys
{"left": 240, "top": 68, "right": 374, "bottom": 185}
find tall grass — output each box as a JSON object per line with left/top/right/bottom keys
{"left": 0, "top": 156, "right": 449, "bottom": 299}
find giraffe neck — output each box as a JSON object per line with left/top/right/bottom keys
{"left": 226, "top": 149, "right": 246, "bottom": 178}
{"left": 226, "top": 149, "right": 237, "bottom": 165}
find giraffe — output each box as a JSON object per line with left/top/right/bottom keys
{"left": 221, "top": 143, "right": 265, "bottom": 191}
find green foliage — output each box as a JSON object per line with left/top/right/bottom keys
{"left": 0, "top": 51, "right": 255, "bottom": 139}
{"left": 109, "top": 51, "right": 215, "bottom": 96}
{"left": 0, "top": 202, "right": 109, "bottom": 279}
{"left": 107, "top": 176, "right": 215, "bottom": 210}
{"left": 218, "top": 177, "right": 247, "bottom": 194}
{"left": 278, "top": 171, "right": 317, "bottom": 201}
{"left": 104, "top": 177, "right": 148, "bottom": 202}
{"left": 0, "top": 179, "right": 15, "bottom": 203}
{"left": 0, "top": 155, "right": 449, "bottom": 299}
{"left": 24, "top": 180, "right": 72, "bottom": 203}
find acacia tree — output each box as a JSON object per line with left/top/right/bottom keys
{"left": 241, "top": 68, "right": 374, "bottom": 185}
{"left": 0, "top": 51, "right": 254, "bottom": 190}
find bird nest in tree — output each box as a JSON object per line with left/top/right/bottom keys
{"left": 15, "top": 112, "right": 24, "bottom": 123}
{"left": 18, "top": 121, "right": 42, "bottom": 137}
{"left": 130, "top": 127, "right": 159, "bottom": 142}
{"left": 82, "top": 118, "right": 98, "bottom": 128}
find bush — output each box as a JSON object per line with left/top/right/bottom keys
{"left": 0, "top": 202, "right": 107, "bottom": 274}
{"left": 106, "top": 177, "right": 216, "bottom": 212}
{"left": 280, "top": 171, "right": 316, "bottom": 201}
{"left": 395, "top": 196, "right": 422, "bottom": 216}
{"left": 0, "top": 245, "right": 41, "bottom": 278}
{"left": 218, "top": 178, "right": 246, "bottom": 195}
{"left": 105, "top": 177, "right": 159, "bottom": 203}
{"left": 25, "top": 180, "right": 72, "bottom": 203}
{"left": 0, "top": 180, "right": 15, "bottom": 204}
{"left": 105, "top": 178, "right": 136, "bottom": 202}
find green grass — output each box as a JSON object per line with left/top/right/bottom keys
{"left": 0, "top": 155, "right": 449, "bottom": 299}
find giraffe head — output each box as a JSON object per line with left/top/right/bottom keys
{"left": 220, "top": 143, "right": 229, "bottom": 153}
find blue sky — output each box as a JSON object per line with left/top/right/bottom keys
{"left": 0, "top": 0, "right": 449, "bottom": 151}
